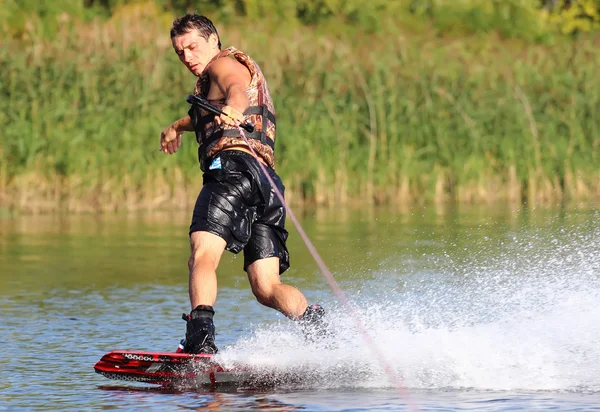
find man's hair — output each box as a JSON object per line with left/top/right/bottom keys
{"left": 170, "top": 14, "right": 221, "bottom": 49}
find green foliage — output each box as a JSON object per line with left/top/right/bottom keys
{"left": 544, "top": 0, "right": 600, "bottom": 34}
{"left": 0, "top": 0, "right": 599, "bottom": 211}
{"left": 4, "top": 0, "right": 600, "bottom": 39}
{"left": 409, "top": 0, "right": 549, "bottom": 41}
{"left": 409, "top": 0, "right": 600, "bottom": 37}
{"left": 1, "top": 0, "right": 83, "bottom": 38}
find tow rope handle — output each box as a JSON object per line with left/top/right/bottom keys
{"left": 186, "top": 94, "right": 255, "bottom": 133}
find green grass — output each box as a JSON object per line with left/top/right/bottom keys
{"left": 0, "top": 7, "right": 599, "bottom": 212}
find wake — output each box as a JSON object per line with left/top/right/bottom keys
{"left": 218, "top": 218, "right": 600, "bottom": 392}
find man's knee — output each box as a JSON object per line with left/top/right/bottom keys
{"left": 251, "top": 282, "right": 276, "bottom": 306}
{"left": 189, "top": 231, "right": 227, "bottom": 272}
{"left": 189, "top": 248, "right": 221, "bottom": 272}
{"left": 247, "top": 257, "right": 280, "bottom": 305}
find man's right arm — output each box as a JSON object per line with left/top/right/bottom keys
{"left": 172, "top": 116, "right": 195, "bottom": 133}
{"left": 160, "top": 116, "right": 194, "bottom": 155}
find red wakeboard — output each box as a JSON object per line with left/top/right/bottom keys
{"left": 94, "top": 350, "right": 246, "bottom": 386}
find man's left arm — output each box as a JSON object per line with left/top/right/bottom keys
{"left": 208, "top": 58, "right": 251, "bottom": 127}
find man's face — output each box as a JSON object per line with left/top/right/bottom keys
{"left": 172, "top": 30, "right": 218, "bottom": 76}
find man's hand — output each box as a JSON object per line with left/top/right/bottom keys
{"left": 160, "top": 124, "right": 183, "bottom": 154}
{"left": 214, "top": 105, "right": 245, "bottom": 127}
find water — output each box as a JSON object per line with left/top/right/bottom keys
{"left": 1, "top": 205, "right": 599, "bottom": 411}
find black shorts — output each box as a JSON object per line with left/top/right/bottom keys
{"left": 190, "top": 150, "right": 290, "bottom": 274}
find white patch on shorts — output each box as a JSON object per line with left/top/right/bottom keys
{"left": 209, "top": 157, "right": 222, "bottom": 170}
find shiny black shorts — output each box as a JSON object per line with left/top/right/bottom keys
{"left": 190, "top": 150, "right": 290, "bottom": 274}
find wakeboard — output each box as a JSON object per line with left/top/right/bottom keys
{"left": 94, "top": 350, "right": 245, "bottom": 386}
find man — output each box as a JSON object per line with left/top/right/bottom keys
{"left": 159, "top": 14, "right": 325, "bottom": 354}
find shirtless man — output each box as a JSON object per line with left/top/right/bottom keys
{"left": 159, "top": 14, "right": 324, "bottom": 354}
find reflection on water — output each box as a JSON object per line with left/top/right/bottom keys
{"left": 1, "top": 205, "right": 599, "bottom": 410}
{"left": 98, "top": 385, "right": 305, "bottom": 411}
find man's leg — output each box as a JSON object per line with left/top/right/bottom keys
{"left": 247, "top": 257, "right": 327, "bottom": 339}
{"left": 182, "top": 231, "right": 226, "bottom": 354}
{"left": 246, "top": 257, "right": 308, "bottom": 319}
{"left": 241, "top": 157, "right": 326, "bottom": 330}
{"left": 188, "top": 231, "right": 227, "bottom": 308}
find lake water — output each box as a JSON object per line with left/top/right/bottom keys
{"left": 1, "top": 205, "right": 599, "bottom": 411}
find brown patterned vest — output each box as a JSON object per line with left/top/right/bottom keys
{"left": 188, "top": 47, "right": 277, "bottom": 171}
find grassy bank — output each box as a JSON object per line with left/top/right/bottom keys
{"left": 1, "top": 3, "right": 599, "bottom": 212}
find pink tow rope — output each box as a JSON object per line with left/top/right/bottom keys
{"left": 236, "top": 126, "right": 418, "bottom": 410}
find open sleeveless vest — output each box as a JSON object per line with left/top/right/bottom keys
{"left": 188, "top": 47, "right": 277, "bottom": 171}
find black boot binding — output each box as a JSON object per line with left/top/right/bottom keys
{"left": 297, "top": 304, "right": 329, "bottom": 339}
{"left": 181, "top": 305, "right": 218, "bottom": 354}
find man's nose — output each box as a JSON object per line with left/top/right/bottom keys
{"left": 183, "top": 50, "right": 192, "bottom": 63}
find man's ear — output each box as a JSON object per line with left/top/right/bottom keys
{"left": 209, "top": 33, "right": 219, "bottom": 47}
